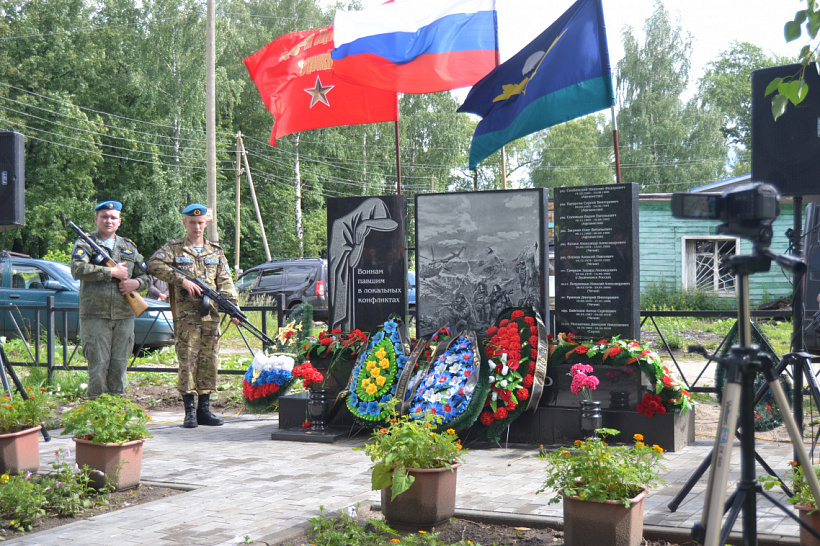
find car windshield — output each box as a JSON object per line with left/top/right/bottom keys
{"left": 51, "top": 262, "right": 80, "bottom": 289}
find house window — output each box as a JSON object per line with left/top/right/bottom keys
{"left": 683, "top": 237, "right": 738, "bottom": 294}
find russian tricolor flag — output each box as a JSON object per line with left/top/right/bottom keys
{"left": 331, "top": 0, "right": 498, "bottom": 94}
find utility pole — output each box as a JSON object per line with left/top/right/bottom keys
{"left": 238, "top": 135, "right": 272, "bottom": 262}
{"left": 234, "top": 132, "right": 242, "bottom": 277}
{"left": 205, "top": 0, "right": 217, "bottom": 241}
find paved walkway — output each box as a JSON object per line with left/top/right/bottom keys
{"left": 6, "top": 406, "right": 804, "bottom": 546}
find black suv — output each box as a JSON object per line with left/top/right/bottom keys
{"left": 235, "top": 258, "right": 328, "bottom": 320}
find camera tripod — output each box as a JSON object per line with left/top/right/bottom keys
{"left": 692, "top": 251, "right": 820, "bottom": 545}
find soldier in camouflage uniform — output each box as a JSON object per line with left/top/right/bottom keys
{"left": 71, "top": 200, "right": 149, "bottom": 399}
{"left": 148, "top": 204, "right": 240, "bottom": 428}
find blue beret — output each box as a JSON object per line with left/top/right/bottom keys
{"left": 182, "top": 204, "right": 208, "bottom": 217}
{"left": 94, "top": 200, "right": 122, "bottom": 212}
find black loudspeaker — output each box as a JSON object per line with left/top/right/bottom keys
{"left": 751, "top": 63, "right": 820, "bottom": 198}
{"left": 0, "top": 131, "right": 25, "bottom": 230}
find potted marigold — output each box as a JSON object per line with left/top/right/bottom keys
{"left": 0, "top": 387, "right": 53, "bottom": 473}
{"left": 61, "top": 394, "right": 152, "bottom": 490}
{"left": 359, "top": 401, "right": 465, "bottom": 530}
{"left": 538, "top": 428, "right": 666, "bottom": 546}
{"left": 760, "top": 461, "right": 820, "bottom": 545}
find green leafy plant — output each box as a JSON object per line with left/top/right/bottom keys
{"left": 307, "top": 505, "right": 474, "bottom": 545}
{"left": 0, "top": 448, "right": 114, "bottom": 531}
{"left": 0, "top": 386, "right": 54, "bottom": 434}
{"left": 61, "top": 394, "right": 152, "bottom": 444}
{"left": 760, "top": 460, "right": 820, "bottom": 509}
{"left": 537, "top": 428, "right": 666, "bottom": 507}
{"left": 359, "top": 401, "right": 466, "bottom": 501}
{"left": 0, "top": 471, "right": 47, "bottom": 531}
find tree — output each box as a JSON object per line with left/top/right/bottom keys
{"left": 698, "top": 42, "right": 789, "bottom": 175}
{"left": 615, "top": 1, "right": 728, "bottom": 192}
{"left": 529, "top": 114, "right": 614, "bottom": 189}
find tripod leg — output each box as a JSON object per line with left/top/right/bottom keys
{"left": 699, "top": 377, "right": 741, "bottom": 546}
{"left": 760, "top": 353, "right": 820, "bottom": 509}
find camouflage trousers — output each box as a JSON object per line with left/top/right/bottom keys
{"left": 175, "top": 320, "right": 221, "bottom": 395}
{"left": 80, "top": 317, "right": 135, "bottom": 398}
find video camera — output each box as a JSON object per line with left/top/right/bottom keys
{"left": 671, "top": 182, "right": 780, "bottom": 247}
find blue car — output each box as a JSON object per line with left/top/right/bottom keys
{"left": 0, "top": 251, "right": 175, "bottom": 352}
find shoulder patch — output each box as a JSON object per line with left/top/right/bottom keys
{"left": 120, "top": 248, "right": 134, "bottom": 256}
{"left": 72, "top": 248, "right": 86, "bottom": 259}
{"left": 152, "top": 251, "right": 167, "bottom": 261}
{"left": 140, "top": 261, "right": 147, "bottom": 270}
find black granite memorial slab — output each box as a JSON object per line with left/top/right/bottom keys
{"left": 327, "top": 195, "right": 408, "bottom": 333}
{"left": 415, "top": 189, "right": 550, "bottom": 336}
{"left": 554, "top": 183, "right": 640, "bottom": 339}
{"left": 540, "top": 363, "right": 644, "bottom": 410}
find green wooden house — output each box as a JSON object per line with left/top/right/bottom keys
{"left": 639, "top": 178, "right": 801, "bottom": 305}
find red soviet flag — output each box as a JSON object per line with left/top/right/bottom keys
{"left": 244, "top": 26, "right": 398, "bottom": 145}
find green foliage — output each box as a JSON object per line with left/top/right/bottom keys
{"left": 616, "top": 2, "right": 728, "bottom": 192}
{"left": 641, "top": 281, "right": 735, "bottom": 311}
{"left": 0, "top": 448, "right": 113, "bottom": 531}
{"left": 756, "top": 319, "right": 793, "bottom": 355}
{"left": 359, "top": 402, "right": 465, "bottom": 501}
{"left": 697, "top": 41, "right": 789, "bottom": 173}
{"left": 760, "top": 462, "right": 820, "bottom": 509}
{"left": 42, "top": 246, "right": 73, "bottom": 265}
{"left": 530, "top": 114, "right": 614, "bottom": 189}
{"left": 767, "top": 2, "right": 820, "bottom": 119}
{"left": 0, "top": 387, "right": 54, "bottom": 434}
{"left": 24, "top": 366, "right": 90, "bottom": 402}
{"left": 0, "top": 471, "right": 47, "bottom": 531}
{"left": 307, "top": 506, "right": 474, "bottom": 546}
{"left": 61, "top": 394, "right": 152, "bottom": 443}
{"left": 537, "top": 428, "right": 666, "bottom": 507}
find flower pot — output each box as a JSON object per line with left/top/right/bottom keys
{"left": 380, "top": 463, "right": 461, "bottom": 531}
{"left": 308, "top": 388, "right": 334, "bottom": 431}
{"left": 579, "top": 400, "right": 602, "bottom": 438}
{"left": 0, "top": 425, "right": 42, "bottom": 474}
{"left": 73, "top": 437, "right": 144, "bottom": 491}
{"left": 562, "top": 488, "right": 647, "bottom": 546}
{"left": 797, "top": 504, "right": 820, "bottom": 546}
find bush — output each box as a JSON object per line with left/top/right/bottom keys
{"left": 0, "top": 448, "right": 113, "bottom": 531}
{"left": 641, "top": 281, "right": 734, "bottom": 311}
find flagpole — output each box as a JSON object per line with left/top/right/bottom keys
{"left": 610, "top": 105, "right": 622, "bottom": 184}
{"left": 394, "top": 95, "right": 402, "bottom": 195}
{"left": 394, "top": 120, "right": 402, "bottom": 194}
{"left": 494, "top": 0, "right": 506, "bottom": 190}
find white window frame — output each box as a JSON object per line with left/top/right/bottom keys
{"left": 681, "top": 236, "right": 740, "bottom": 295}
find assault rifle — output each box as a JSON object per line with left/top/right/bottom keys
{"left": 164, "top": 263, "right": 276, "bottom": 348}
{"left": 68, "top": 221, "right": 149, "bottom": 317}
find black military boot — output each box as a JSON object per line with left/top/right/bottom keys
{"left": 196, "top": 393, "right": 224, "bottom": 426}
{"left": 182, "top": 393, "right": 198, "bottom": 428}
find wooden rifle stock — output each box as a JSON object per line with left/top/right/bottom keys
{"left": 68, "top": 221, "right": 150, "bottom": 317}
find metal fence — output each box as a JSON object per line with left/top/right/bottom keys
{"left": 0, "top": 295, "right": 286, "bottom": 377}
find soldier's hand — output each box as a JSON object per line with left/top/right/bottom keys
{"left": 181, "top": 278, "right": 202, "bottom": 297}
{"left": 231, "top": 317, "right": 242, "bottom": 326}
{"left": 119, "top": 278, "right": 140, "bottom": 295}
{"left": 110, "top": 262, "right": 129, "bottom": 281}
